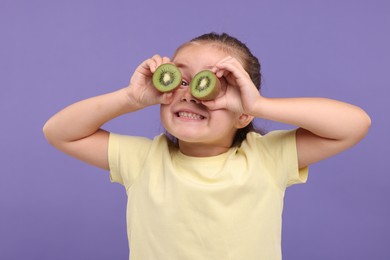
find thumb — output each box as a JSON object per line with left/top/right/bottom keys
{"left": 201, "top": 98, "right": 225, "bottom": 111}
{"left": 160, "top": 92, "right": 174, "bottom": 104}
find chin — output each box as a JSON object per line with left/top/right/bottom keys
{"left": 173, "top": 133, "right": 202, "bottom": 143}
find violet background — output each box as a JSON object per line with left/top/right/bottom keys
{"left": 1, "top": 0, "right": 389, "bottom": 259}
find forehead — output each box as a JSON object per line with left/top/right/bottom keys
{"left": 172, "top": 43, "right": 228, "bottom": 64}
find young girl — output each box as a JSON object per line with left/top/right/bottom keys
{"left": 43, "top": 32, "right": 371, "bottom": 260}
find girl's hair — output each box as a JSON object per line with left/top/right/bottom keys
{"left": 171, "top": 32, "right": 265, "bottom": 147}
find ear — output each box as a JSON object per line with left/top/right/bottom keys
{"left": 235, "top": 113, "right": 254, "bottom": 129}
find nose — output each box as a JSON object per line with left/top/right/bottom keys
{"left": 179, "top": 86, "right": 200, "bottom": 103}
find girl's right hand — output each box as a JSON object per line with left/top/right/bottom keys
{"left": 126, "top": 55, "right": 175, "bottom": 109}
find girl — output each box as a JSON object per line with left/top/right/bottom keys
{"left": 43, "top": 32, "right": 371, "bottom": 260}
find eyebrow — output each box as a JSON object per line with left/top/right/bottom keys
{"left": 204, "top": 65, "right": 215, "bottom": 69}
{"left": 175, "top": 63, "right": 187, "bottom": 69}
{"left": 175, "top": 63, "right": 214, "bottom": 70}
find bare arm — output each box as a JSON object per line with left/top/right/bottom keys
{"left": 209, "top": 56, "right": 371, "bottom": 169}
{"left": 253, "top": 97, "right": 371, "bottom": 168}
{"left": 43, "top": 89, "right": 140, "bottom": 170}
{"left": 43, "top": 55, "right": 173, "bottom": 170}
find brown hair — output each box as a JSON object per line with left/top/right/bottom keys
{"left": 176, "top": 32, "right": 262, "bottom": 89}
{"left": 171, "top": 32, "right": 265, "bottom": 147}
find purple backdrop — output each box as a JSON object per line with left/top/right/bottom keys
{"left": 1, "top": 0, "right": 389, "bottom": 259}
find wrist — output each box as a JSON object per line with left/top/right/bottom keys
{"left": 246, "top": 95, "right": 268, "bottom": 119}
{"left": 121, "top": 86, "right": 146, "bottom": 111}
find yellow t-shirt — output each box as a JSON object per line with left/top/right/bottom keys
{"left": 109, "top": 130, "right": 308, "bottom": 260}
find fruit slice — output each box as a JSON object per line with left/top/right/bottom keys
{"left": 152, "top": 64, "right": 182, "bottom": 92}
{"left": 190, "top": 70, "right": 221, "bottom": 100}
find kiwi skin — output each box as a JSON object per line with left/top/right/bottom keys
{"left": 152, "top": 64, "right": 182, "bottom": 92}
{"left": 190, "top": 70, "right": 221, "bottom": 101}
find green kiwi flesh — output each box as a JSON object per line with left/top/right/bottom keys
{"left": 190, "top": 70, "right": 220, "bottom": 100}
{"left": 152, "top": 64, "right": 182, "bottom": 92}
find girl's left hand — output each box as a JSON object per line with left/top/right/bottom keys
{"left": 201, "top": 56, "right": 261, "bottom": 115}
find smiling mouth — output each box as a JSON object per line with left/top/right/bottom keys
{"left": 176, "top": 111, "right": 205, "bottom": 120}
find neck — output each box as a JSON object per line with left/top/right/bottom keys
{"left": 178, "top": 141, "right": 231, "bottom": 157}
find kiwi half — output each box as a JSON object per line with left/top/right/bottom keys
{"left": 152, "top": 64, "right": 182, "bottom": 92}
{"left": 190, "top": 70, "right": 221, "bottom": 100}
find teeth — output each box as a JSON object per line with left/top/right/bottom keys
{"left": 178, "top": 111, "right": 204, "bottom": 120}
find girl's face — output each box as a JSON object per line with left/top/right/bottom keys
{"left": 160, "top": 43, "right": 244, "bottom": 156}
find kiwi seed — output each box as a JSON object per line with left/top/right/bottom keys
{"left": 190, "top": 70, "right": 221, "bottom": 100}
{"left": 152, "top": 64, "right": 182, "bottom": 92}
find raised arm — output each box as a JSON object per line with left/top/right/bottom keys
{"left": 208, "top": 56, "right": 371, "bottom": 169}
{"left": 253, "top": 97, "right": 371, "bottom": 168}
{"left": 43, "top": 55, "right": 173, "bottom": 170}
{"left": 43, "top": 89, "right": 135, "bottom": 170}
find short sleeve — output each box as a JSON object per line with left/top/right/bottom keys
{"left": 249, "top": 130, "right": 308, "bottom": 188}
{"left": 108, "top": 133, "right": 153, "bottom": 190}
{"left": 278, "top": 130, "right": 308, "bottom": 187}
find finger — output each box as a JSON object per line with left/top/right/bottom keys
{"left": 140, "top": 59, "right": 156, "bottom": 74}
{"left": 162, "top": 56, "right": 171, "bottom": 64}
{"left": 201, "top": 99, "right": 218, "bottom": 110}
{"left": 212, "top": 66, "right": 232, "bottom": 81}
{"left": 217, "top": 56, "right": 248, "bottom": 77}
{"left": 216, "top": 56, "right": 234, "bottom": 65}
{"left": 151, "top": 54, "right": 163, "bottom": 62}
{"left": 218, "top": 62, "right": 250, "bottom": 86}
{"left": 212, "top": 56, "right": 232, "bottom": 75}
{"left": 150, "top": 54, "right": 164, "bottom": 72}
{"left": 137, "top": 58, "right": 156, "bottom": 76}
{"left": 160, "top": 92, "right": 174, "bottom": 105}
{"left": 214, "top": 57, "right": 250, "bottom": 88}
{"left": 150, "top": 55, "right": 173, "bottom": 73}
{"left": 201, "top": 97, "right": 226, "bottom": 111}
